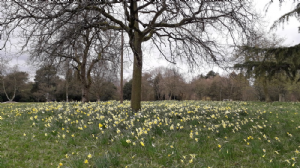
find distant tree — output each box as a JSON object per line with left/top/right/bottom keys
{"left": 0, "top": 68, "right": 29, "bottom": 102}
{"left": 123, "top": 79, "right": 132, "bottom": 100}
{"left": 151, "top": 67, "right": 186, "bottom": 100}
{"left": 99, "top": 81, "right": 117, "bottom": 101}
{"left": 153, "top": 71, "right": 163, "bottom": 100}
{"left": 53, "top": 68, "right": 82, "bottom": 102}
{"left": 32, "top": 65, "right": 60, "bottom": 102}
{"left": 62, "top": 60, "right": 73, "bottom": 102}
{"left": 161, "top": 68, "right": 185, "bottom": 100}
{"left": 90, "top": 61, "right": 118, "bottom": 101}
{"left": 141, "top": 73, "right": 155, "bottom": 101}
{"left": 52, "top": 79, "right": 66, "bottom": 102}
{"left": 68, "top": 71, "right": 82, "bottom": 101}
{"left": 207, "top": 76, "right": 222, "bottom": 101}
{"left": 234, "top": 33, "right": 285, "bottom": 102}
{"left": 231, "top": 73, "right": 251, "bottom": 101}
{"left": 259, "top": 72, "right": 299, "bottom": 102}
{"left": 205, "top": 70, "right": 218, "bottom": 79}
{"left": 192, "top": 76, "right": 211, "bottom": 100}
{"left": 191, "top": 71, "right": 253, "bottom": 101}
{"left": 285, "top": 73, "right": 300, "bottom": 101}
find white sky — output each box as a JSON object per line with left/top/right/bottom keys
{"left": 136, "top": 0, "right": 300, "bottom": 80}
{"left": 255, "top": 1, "right": 300, "bottom": 46}
{"left": 1, "top": 1, "right": 300, "bottom": 81}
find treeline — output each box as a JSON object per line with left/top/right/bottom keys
{"left": 1, "top": 65, "right": 299, "bottom": 102}
{"left": 0, "top": 64, "right": 118, "bottom": 102}
{"left": 126, "top": 67, "right": 300, "bottom": 102}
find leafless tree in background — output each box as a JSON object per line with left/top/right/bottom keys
{"left": 141, "top": 72, "right": 155, "bottom": 101}
{"left": 90, "top": 60, "right": 119, "bottom": 101}
{"left": 0, "top": 65, "right": 29, "bottom": 102}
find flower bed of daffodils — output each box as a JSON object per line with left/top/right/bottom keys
{"left": 0, "top": 101, "right": 300, "bottom": 167}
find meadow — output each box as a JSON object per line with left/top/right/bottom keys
{"left": 0, "top": 101, "right": 299, "bottom": 168}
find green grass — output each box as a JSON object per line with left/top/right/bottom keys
{"left": 0, "top": 101, "right": 300, "bottom": 167}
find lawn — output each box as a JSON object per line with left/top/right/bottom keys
{"left": 0, "top": 101, "right": 299, "bottom": 168}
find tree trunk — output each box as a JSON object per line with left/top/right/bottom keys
{"left": 81, "top": 85, "right": 89, "bottom": 102}
{"left": 279, "top": 93, "right": 285, "bottom": 102}
{"left": 130, "top": 1, "right": 142, "bottom": 112}
{"left": 65, "top": 75, "right": 69, "bottom": 102}
{"left": 219, "top": 88, "right": 222, "bottom": 101}
{"left": 45, "top": 92, "right": 49, "bottom": 102}
{"left": 2, "top": 76, "right": 16, "bottom": 102}
{"left": 65, "top": 61, "right": 70, "bottom": 102}
{"left": 131, "top": 42, "right": 142, "bottom": 112}
{"left": 120, "top": 30, "right": 124, "bottom": 104}
{"left": 263, "top": 80, "right": 271, "bottom": 102}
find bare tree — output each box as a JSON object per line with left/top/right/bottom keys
{"left": 150, "top": 67, "right": 186, "bottom": 100}
{"left": 64, "top": 60, "right": 72, "bottom": 102}
{"left": 141, "top": 72, "right": 155, "bottom": 101}
{"left": 32, "top": 12, "right": 119, "bottom": 102}
{"left": 0, "top": 1, "right": 257, "bottom": 110}
{"left": 32, "top": 65, "right": 60, "bottom": 102}
{"left": 161, "top": 68, "right": 185, "bottom": 100}
{"left": 151, "top": 67, "right": 164, "bottom": 100}
{"left": 90, "top": 60, "right": 118, "bottom": 101}
{"left": 1, "top": 67, "right": 18, "bottom": 102}
{"left": 0, "top": 65, "right": 29, "bottom": 102}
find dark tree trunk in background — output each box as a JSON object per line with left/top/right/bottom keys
{"left": 120, "top": 30, "right": 124, "bottom": 104}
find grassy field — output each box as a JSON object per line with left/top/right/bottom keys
{"left": 0, "top": 101, "right": 300, "bottom": 168}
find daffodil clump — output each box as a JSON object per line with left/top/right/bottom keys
{"left": 0, "top": 101, "right": 300, "bottom": 167}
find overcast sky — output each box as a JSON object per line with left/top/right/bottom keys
{"left": 1, "top": 1, "right": 300, "bottom": 81}
{"left": 140, "top": 0, "right": 300, "bottom": 80}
